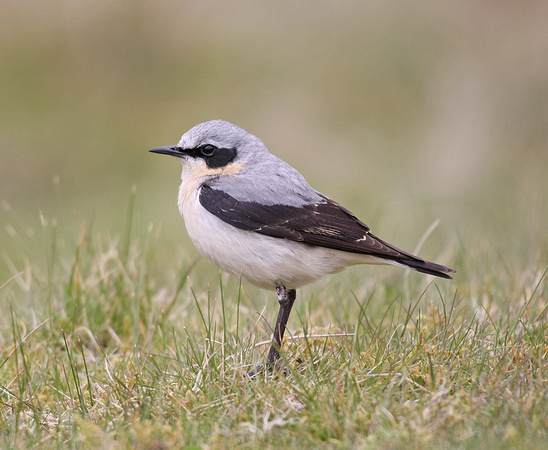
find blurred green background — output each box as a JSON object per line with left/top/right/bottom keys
{"left": 1, "top": 0, "right": 547, "bottom": 283}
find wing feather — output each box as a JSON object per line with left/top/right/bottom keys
{"left": 199, "top": 185, "right": 454, "bottom": 278}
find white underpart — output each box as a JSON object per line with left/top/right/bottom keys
{"left": 177, "top": 159, "right": 389, "bottom": 290}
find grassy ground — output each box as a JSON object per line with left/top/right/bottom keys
{"left": 1, "top": 198, "right": 546, "bottom": 449}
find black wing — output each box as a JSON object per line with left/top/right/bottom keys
{"left": 199, "top": 185, "right": 455, "bottom": 278}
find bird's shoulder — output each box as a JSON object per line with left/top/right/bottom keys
{"left": 206, "top": 155, "right": 323, "bottom": 207}
{"left": 198, "top": 183, "right": 371, "bottom": 242}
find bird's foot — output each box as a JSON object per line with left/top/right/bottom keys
{"left": 246, "top": 361, "right": 288, "bottom": 379}
{"left": 246, "top": 357, "right": 306, "bottom": 379}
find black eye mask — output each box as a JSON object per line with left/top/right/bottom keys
{"left": 187, "top": 145, "right": 237, "bottom": 168}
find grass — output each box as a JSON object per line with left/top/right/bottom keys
{"left": 0, "top": 204, "right": 547, "bottom": 449}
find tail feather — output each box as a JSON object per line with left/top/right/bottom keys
{"left": 369, "top": 233, "right": 456, "bottom": 279}
{"left": 397, "top": 258, "right": 455, "bottom": 279}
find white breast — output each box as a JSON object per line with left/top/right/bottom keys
{"left": 177, "top": 165, "right": 382, "bottom": 290}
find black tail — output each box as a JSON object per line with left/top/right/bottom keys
{"left": 400, "top": 258, "right": 455, "bottom": 279}
{"left": 369, "top": 233, "right": 456, "bottom": 279}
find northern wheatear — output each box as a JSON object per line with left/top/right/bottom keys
{"left": 150, "top": 120, "right": 455, "bottom": 373}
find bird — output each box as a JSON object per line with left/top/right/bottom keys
{"left": 149, "top": 119, "right": 455, "bottom": 374}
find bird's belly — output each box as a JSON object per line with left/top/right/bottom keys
{"left": 180, "top": 193, "right": 372, "bottom": 290}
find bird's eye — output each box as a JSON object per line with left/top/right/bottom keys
{"left": 200, "top": 145, "right": 217, "bottom": 157}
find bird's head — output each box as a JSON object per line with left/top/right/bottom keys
{"left": 149, "top": 120, "right": 268, "bottom": 176}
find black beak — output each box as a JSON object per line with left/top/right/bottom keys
{"left": 149, "top": 146, "right": 184, "bottom": 157}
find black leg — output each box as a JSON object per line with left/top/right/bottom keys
{"left": 247, "top": 285, "right": 296, "bottom": 377}
{"left": 266, "top": 285, "right": 297, "bottom": 367}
